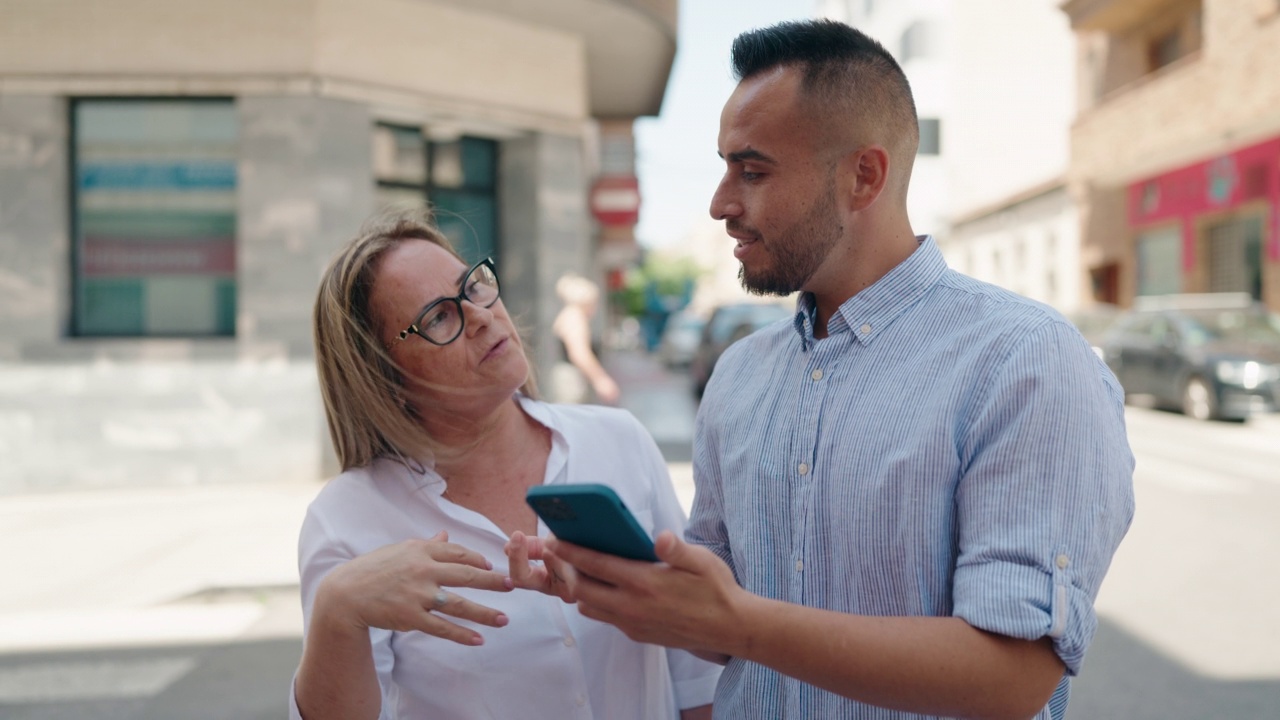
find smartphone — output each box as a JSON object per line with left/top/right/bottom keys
{"left": 525, "top": 483, "right": 659, "bottom": 562}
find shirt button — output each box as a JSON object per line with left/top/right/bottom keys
{"left": 1056, "top": 554, "right": 1070, "bottom": 569}
{"left": 860, "top": 323, "right": 872, "bottom": 335}
{"left": 811, "top": 369, "right": 823, "bottom": 381}
{"left": 563, "top": 635, "right": 576, "bottom": 647}
{"left": 798, "top": 462, "right": 809, "bottom": 475}
{"left": 575, "top": 694, "right": 587, "bottom": 707}
{"left": 795, "top": 560, "right": 804, "bottom": 572}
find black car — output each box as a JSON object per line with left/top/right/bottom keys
{"left": 1098, "top": 295, "right": 1280, "bottom": 421}
{"left": 690, "top": 302, "right": 792, "bottom": 398}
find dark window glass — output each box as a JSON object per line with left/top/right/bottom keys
{"left": 432, "top": 190, "right": 497, "bottom": 266}
{"left": 429, "top": 137, "right": 498, "bottom": 265}
{"left": 372, "top": 126, "right": 499, "bottom": 266}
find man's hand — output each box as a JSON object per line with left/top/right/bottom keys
{"left": 545, "top": 530, "right": 746, "bottom": 657}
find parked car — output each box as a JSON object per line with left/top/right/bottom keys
{"left": 1067, "top": 303, "right": 1122, "bottom": 359}
{"left": 657, "top": 310, "right": 705, "bottom": 369}
{"left": 1097, "top": 294, "right": 1280, "bottom": 421}
{"left": 690, "top": 302, "right": 793, "bottom": 398}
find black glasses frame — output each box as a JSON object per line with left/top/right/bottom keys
{"left": 395, "top": 258, "right": 499, "bottom": 346}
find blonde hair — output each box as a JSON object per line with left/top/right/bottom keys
{"left": 312, "top": 208, "right": 536, "bottom": 472}
{"left": 555, "top": 273, "right": 600, "bottom": 307}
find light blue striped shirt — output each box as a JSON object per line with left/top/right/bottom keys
{"left": 687, "top": 237, "right": 1135, "bottom": 720}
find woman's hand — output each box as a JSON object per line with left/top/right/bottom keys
{"left": 504, "top": 531, "right": 577, "bottom": 602}
{"left": 315, "top": 531, "right": 514, "bottom": 646}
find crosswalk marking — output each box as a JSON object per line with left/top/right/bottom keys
{"left": 0, "top": 603, "right": 265, "bottom": 654}
{"left": 0, "top": 657, "right": 196, "bottom": 703}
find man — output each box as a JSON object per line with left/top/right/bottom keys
{"left": 546, "top": 19, "right": 1134, "bottom": 720}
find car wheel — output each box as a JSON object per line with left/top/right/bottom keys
{"left": 1181, "top": 376, "right": 1218, "bottom": 421}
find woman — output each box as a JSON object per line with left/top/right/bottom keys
{"left": 290, "top": 210, "right": 718, "bottom": 719}
{"left": 549, "top": 272, "right": 620, "bottom": 405}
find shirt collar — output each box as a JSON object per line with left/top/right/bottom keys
{"left": 793, "top": 235, "right": 947, "bottom": 349}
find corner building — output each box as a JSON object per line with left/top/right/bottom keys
{"left": 0, "top": 0, "right": 676, "bottom": 491}
{"left": 1063, "top": 0, "right": 1280, "bottom": 311}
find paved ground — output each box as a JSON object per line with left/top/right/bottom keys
{"left": 0, "top": 349, "right": 697, "bottom": 718}
{"left": 2, "top": 349, "right": 1277, "bottom": 718}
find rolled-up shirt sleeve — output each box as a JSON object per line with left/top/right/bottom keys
{"left": 952, "top": 320, "right": 1135, "bottom": 674}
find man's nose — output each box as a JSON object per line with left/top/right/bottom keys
{"left": 709, "top": 175, "right": 742, "bottom": 220}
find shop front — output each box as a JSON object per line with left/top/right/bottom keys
{"left": 1128, "top": 136, "right": 1280, "bottom": 311}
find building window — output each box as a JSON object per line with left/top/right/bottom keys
{"left": 1145, "top": 0, "right": 1202, "bottom": 73}
{"left": 373, "top": 123, "right": 428, "bottom": 209}
{"left": 1205, "top": 215, "right": 1264, "bottom": 301}
{"left": 1136, "top": 226, "right": 1182, "bottom": 296}
{"left": 71, "top": 99, "right": 238, "bottom": 337}
{"left": 1149, "top": 28, "right": 1183, "bottom": 70}
{"left": 430, "top": 137, "right": 498, "bottom": 265}
{"left": 918, "top": 118, "right": 941, "bottom": 155}
{"left": 373, "top": 124, "right": 498, "bottom": 265}
{"left": 899, "top": 21, "right": 937, "bottom": 63}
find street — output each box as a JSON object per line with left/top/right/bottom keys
{"left": 1, "top": 351, "right": 1277, "bottom": 719}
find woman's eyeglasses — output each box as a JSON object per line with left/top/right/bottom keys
{"left": 396, "top": 258, "right": 500, "bottom": 346}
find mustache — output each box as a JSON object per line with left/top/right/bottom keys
{"left": 725, "top": 221, "right": 762, "bottom": 240}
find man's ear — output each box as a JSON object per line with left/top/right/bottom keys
{"left": 840, "top": 145, "right": 890, "bottom": 212}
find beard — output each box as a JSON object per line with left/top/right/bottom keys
{"left": 734, "top": 187, "right": 842, "bottom": 297}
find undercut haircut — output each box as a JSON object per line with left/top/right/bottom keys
{"left": 731, "top": 19, "right": 919, "bottom": 159}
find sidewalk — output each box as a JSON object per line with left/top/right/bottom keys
{"left": 0, "top": 482, "right": 318, "bottom": 654}
{"left": 604, "top": 347, "right": 700, "bottom": 506}
{"left": 0, "top": 348, "right": 700, "bottom": 655}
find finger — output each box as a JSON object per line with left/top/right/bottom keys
{"left": 544, "top": 539, "right": 632, "bottom": 587}
{"left": 574, "top": 598, "right": 624, "bottom": 628}
{"left": 432, "top": 565, "right": 514, "bottom": 593}
{"left": 430, "top": 592, "right": 510, "bottom": 629}
{"left": 412, "top": 608, "right": 488, "bottom": 646}
{"left": 504, "top": 533, "right": 534, "bottom": 584}
{"left": 653, "top": 530, "right": 700, "bottom": 570}
{"left": 504, "top": 532, "right": 547, "bottom": 562}
{"left": 541, "top": 550, "right": 578, "bottom": 601}
{"left": 523, "top": 535, "right": 549, "bottom": 562}
{"left": 427, "top": 541, "right": 495, "bottom": 572}
{"left": 655, "top": 532, "right": 731, "bottom": 584}
{"left": 549, "top": 555, "right": 618, "bottom": 606}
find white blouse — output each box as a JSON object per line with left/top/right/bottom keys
{"left": 289, "top": 397, "right": 721, "bottom": 719}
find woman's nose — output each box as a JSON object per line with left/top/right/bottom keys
{"left": 462, "top": 299, "right": 495, "bottom": 337}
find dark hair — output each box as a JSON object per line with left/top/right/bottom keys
{"left": 731, "top": 19, "right": 918, "bottom": 152}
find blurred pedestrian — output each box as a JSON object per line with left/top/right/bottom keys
{"left": 291, "top": 209, "right": 718, "bottom": 720}
{"left": 549, "top": 272, "right": 620, "bottom": 405}
{"left": 544, "top": 19, "right": 1135, "bottom": 720}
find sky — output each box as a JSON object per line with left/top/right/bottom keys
{"left": 633, "top": 0, "right": 817, "bottom": 250}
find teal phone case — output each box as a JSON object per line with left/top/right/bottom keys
{"left": 526, "top": 483, "right": 659, "bottom": 562}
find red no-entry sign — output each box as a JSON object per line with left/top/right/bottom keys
{"left": 589, "top": 175, "right": 641, "bottom": 227}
